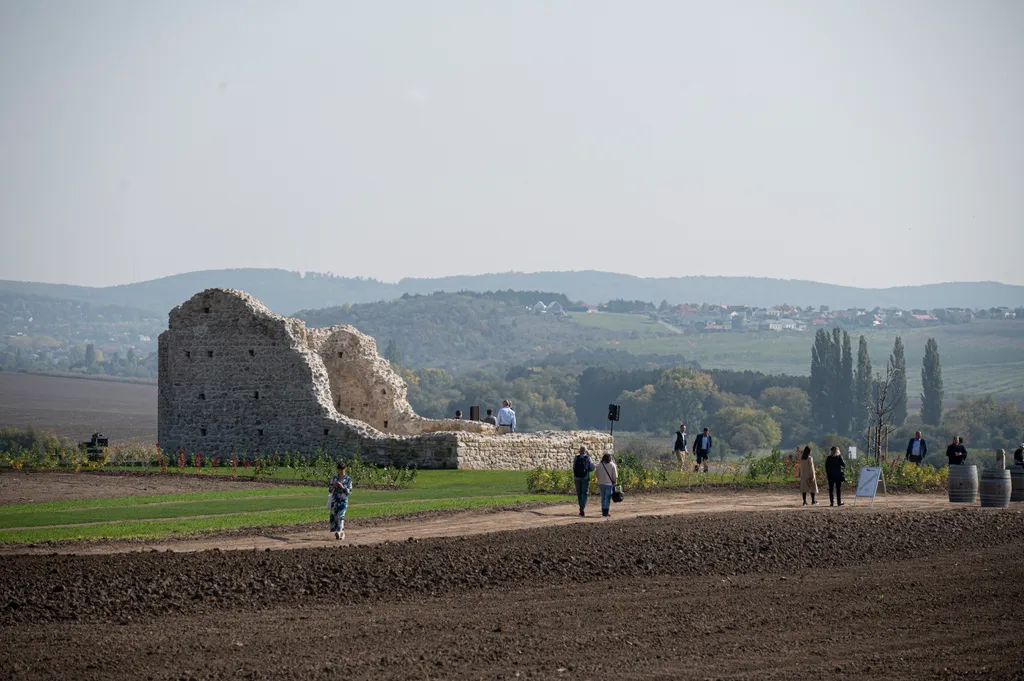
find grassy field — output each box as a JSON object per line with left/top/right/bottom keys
{"left": 0, "top": 470, "right": 568, "bottom": 543}
{"left": 580, "top": 318, "right": 1024, "bottom": 402}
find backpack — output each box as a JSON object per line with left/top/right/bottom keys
{"left": 573, "top": 454, "right": 590, "bottom": 478}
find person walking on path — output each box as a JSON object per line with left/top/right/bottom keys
{"left": 798, "top": 446, "right": 819, "bottom": 506}
{"left": 672, "top": 424, "right": 688, "bottom": 471}
{"left": 596, "top": 453, "right": 618, "bottom": 518}
{"left": 328, "top": 462, "right": 353, "bottom": 540}
{"left": 572, "top": 446, "right": 596, "bottom": 517}
{"left": 946, "top": 436, "right": 968, "bottom": 466}
{"left": 906, "top": 431, "right": 928, "bottom": 464}
{"left": 824, "top": 445, "right": 846, "bottom": 507}
{"left": 693, "top": 427, "right": 712, "bottom": 473}
{"left": 497, "top": 400, "right": 517, "bottom": 433}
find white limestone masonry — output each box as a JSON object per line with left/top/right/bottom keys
{"left": 158, "top": 289, "right": 614, "bottom": 469}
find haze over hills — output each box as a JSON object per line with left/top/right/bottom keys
{"left": 1, "top": 269, "right": 1022, "bottom": 316}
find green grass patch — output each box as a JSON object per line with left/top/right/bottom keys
{"left": 0, "top": 486, "right": 319, "bottom": 514}
{"left": 0, "top": 494, "right": 570, "bottom": 543}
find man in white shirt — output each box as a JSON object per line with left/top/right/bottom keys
{"left": 905, "top": 431, "right": 927, "bottom": 464}
{"left": 497, "top": 399, "right": 516, "bottom": 434}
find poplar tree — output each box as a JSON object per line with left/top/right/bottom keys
{"left": 853, "top": 335, "right": 872, "bottom": 438}
{"left": 809, "top": 329, "right": 834, "bottom": 434}
{"left": 921, "top": 337, "right": 944, "bottom": 426}
{"left": 890, "top": 336, "right": 908, "bottom": 427}
{"left": 838, "top": 331, "right": 854, "bottom": 436}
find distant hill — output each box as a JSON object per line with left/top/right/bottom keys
{"left": 294, "top": 292, "right": 668, "bottom": 370}
{"left": 1, "top": 268, "right": 1022, "bottom": 315}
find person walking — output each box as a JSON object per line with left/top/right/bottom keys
{"left": 906, "top": 431, "right": 928, "bottom": 464}
{"left": 596, "top": 453, "right": 618, "bottom": 518}
{"left": 1014, "top": 443, "right": 1024, "bottom": 468}
{"left": 482, "top": 408, "right": 498, "bottom": 426}
{"left": 672, "top": 424, "right": 688, "bottom": 471}
{"left": 824, "top": 445, "right": 846, "bottom": 507}
{"left": 798, "top": 445, "right": 818, "bottom": 506}
{"left": 497, "top": 400, "right": 517, "bottom": 433}
{"left": 572, "top": 446, "right": 596, "bottom": 517}
{"left": 946, "top": 436, "right": 968, "bottom": 466}
{"left": 328, "top": 462, "right": 353, "bottom": 540}
{"left": 693, "top": 427, "right": 712, "bottom": 473}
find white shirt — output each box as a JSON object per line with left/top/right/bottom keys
{"left": 497, "top": 406, "right": 516, "bottom": 431}
{"left": 911, "top": 439, "right": 922, "bottom": 456}
{"left": 596, "top": 461, "right": 618, "bottom": 486}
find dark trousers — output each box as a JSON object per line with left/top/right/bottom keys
{"left": 574, "top": 476, "right": 590, "bottom": 512}
{"left": 828, "top": 479, "right": 843, "bottom": 505}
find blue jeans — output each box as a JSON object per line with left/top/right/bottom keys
{"left": 574, "top": 476, "right": 590, "bottom": 512}
{"left": 599, "top": 484, "right": 614, "bottom": 512}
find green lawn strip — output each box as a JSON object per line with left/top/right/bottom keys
{"left": 0, "top": 495, "right": 572, "bottom": 543}
{"left": 101, "top": 467, "right": 532, "bottom": 494}
{"left": 0, "top": 487, "right": 549, "bottom": 528}
{"left": 0, "top": 486, "right": 318, "bottom": 515}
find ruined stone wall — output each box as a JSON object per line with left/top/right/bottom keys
{"left": 158, "top": 289, "right": 613, "bottom": 468}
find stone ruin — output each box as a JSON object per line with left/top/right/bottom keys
{"left": 158, "top": 289, "right": 614, "bottom": 469}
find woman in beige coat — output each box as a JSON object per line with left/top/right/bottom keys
{"left": 798, "top": 445, "right": 818, "bottom": 506}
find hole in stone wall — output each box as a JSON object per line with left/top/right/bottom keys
{"left": 207, "top": 350, "right": 214, "bottom": 358}
{"left": 203, "top": 307, "right": 210, "bottom": 314}
{"left": 383, "top": 420, "right": 388, "bottom": 429}
{"left": 253, "top": 391, "right": 259, "bottom": 399}
{"left": 185, "top": 351, "right": 191, "bottom": 358}
{"left": 249, "top": 349, "right": 255, "bottom": 357}
{"left": 338, "top": 351, "right": 343, "bottom": 358}
{"left": 199, "top": 393, "right": 206, "bottom": 400}
{"left": 323, "top": 428, "right": 330, "bottom": 436}
{"left": 381, "top": 389, "right": 386, "bottom": 395}
{"left": 257, "top": 429, "right": 263, "bottom": 437}
{"left": 200, "top": 428, "right": 207, "bottom": 436}
{"left": 335, "top": 397, "right": 341, "bottom": 408}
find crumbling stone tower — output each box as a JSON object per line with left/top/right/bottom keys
{"left": 158, "top": 289, "right": 612, "bottom": 468}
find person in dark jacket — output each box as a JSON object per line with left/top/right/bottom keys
{"left": 672, "top": 424, "right": 688, "bottom": 470}
{"left": 1014, "top": 443, "right": 1024, "bottom": 468}
{"left": 824, "top": 445, "right": 847, "bottom": 507}
{"left": 572, "top": 446, "right": 596, "bottom": 517}
{"left": 693, "top": 427, "right": 712, "bottom": 473}
{"left": 946, "top": 436, "right": 967, "bottom": 465}
{"left": 906, "top": 432, "right": 927, "bottom": 464}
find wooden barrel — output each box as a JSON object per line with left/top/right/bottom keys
{"left": 948, "top": 465, "right": 978, "bottom": 503}
{"left": 1008, "top": 467, "right": 1024, "bottom": 503}
{"left": 979, "top": 469, "right": 1011, "bottom": 508}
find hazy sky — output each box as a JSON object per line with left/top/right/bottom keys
{"left": 1, "top": 0, "right": 1022, "bottom": 288}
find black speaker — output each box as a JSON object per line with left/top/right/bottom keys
{"left": 607, "top": 404, "right": 620, "bottom": 422}
{"left": 469, "top": 406, "right": 480, "bottom": 421}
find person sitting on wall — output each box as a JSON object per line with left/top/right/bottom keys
{"left": 497, "top": 400, "right": 516, "bottom": 434}
{"left": 1015, "top": 443, "right": 1024, "bottom": 468}
{"left": 482, "top": 408, "right": 498, "bottom": 426}
{"left": 906, "top": 431, "right": 928, "bottom": 464}
{"left": 454, "top": 410, "right": 463, "bottom": 420}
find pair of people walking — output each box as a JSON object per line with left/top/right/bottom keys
{"left": 572, "top": 446, "right": 618, "bottom": 517}
{"left": 672, "top": 425, "right": 712, "bottom": 472}
{"left": 798, "top": 445, "right": 847, "bottom": 507}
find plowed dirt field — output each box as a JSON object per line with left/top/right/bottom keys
{"left": 2, "top": 508, "right": 1023, "bottom": 680}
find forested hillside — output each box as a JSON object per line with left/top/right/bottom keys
{"left": 295, "top": 292, "right": 664, "bottom": 370}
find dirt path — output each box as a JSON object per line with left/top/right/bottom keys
{"left": 2, "top": 490, "right": 954, "bottom": 555}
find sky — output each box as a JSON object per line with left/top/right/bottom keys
{"left": 1, "top": 0, "right": 1022, "bottom": 289}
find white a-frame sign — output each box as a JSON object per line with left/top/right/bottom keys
{"left": 853, "top": 466, "right": 887, "bottom": 506}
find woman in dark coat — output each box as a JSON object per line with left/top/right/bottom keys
{"left": 824, "top": 445, "right": 847, "bottom": 507}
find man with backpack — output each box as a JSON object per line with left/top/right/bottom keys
{"left": 672, "top": 424, "right": 688, "bottom": 470}
{"left": 572, "top": 445, "right": 596, "bottom": 517}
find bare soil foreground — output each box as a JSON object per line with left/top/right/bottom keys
{"left": 2, "top": 509, "right": 1023, "bottom": 680}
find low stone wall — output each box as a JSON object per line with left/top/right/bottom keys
{"left": 453, "top": 431, "right": 615, "bottom": 470}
